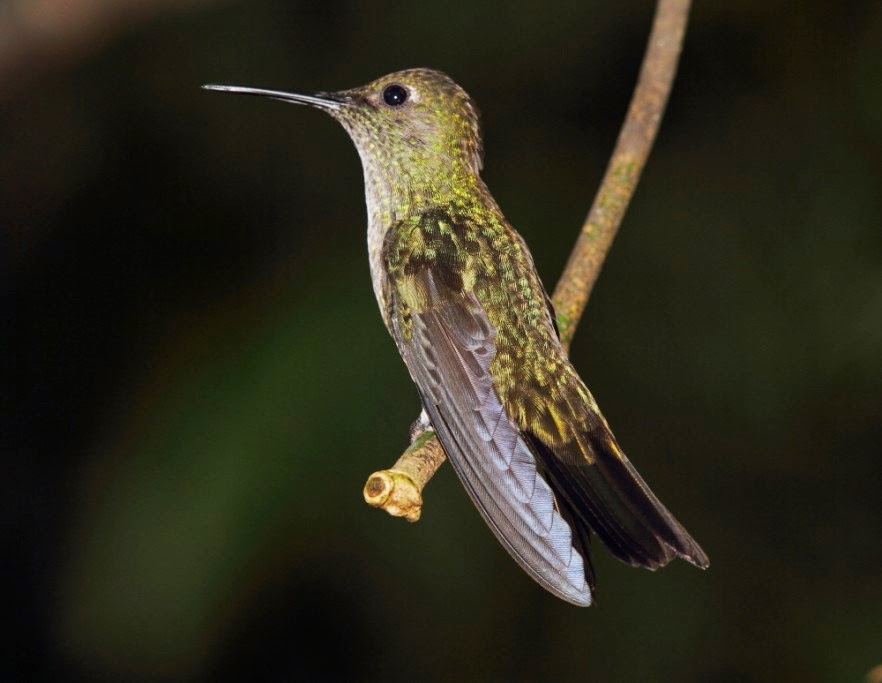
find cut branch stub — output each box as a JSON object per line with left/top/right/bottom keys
{"left": 363, "top": 430, "right": 446, "bottom": 522}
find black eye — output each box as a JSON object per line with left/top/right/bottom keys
{"left": 383, "top": 84, "right": 408, "bottom": 107}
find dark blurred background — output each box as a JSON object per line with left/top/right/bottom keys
{"left": 4, "top": 0, "right": 881, "bottom": 680}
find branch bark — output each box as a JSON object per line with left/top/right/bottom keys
{"left": 363, "top": 0, "right": 692, "bottom": 520}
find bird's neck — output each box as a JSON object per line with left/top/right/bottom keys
{"left": 361, "top": 149, "right": 487, "bottom": 224}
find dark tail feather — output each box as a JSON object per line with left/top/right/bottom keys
{"left": 527, "top": 425, "right": 709, "bottom": 571}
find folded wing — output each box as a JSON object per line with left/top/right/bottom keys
{"left": 393, "top": 267, "right": 593, "bottom": 606}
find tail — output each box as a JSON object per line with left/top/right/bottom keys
{"left": 525, "top": 422, "right": 709, "bottom": 572}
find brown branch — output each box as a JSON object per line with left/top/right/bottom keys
{"left": 363, "top": 0, "right": 692, "bottom": 520}
{"left": 553, "top": 0, "right": 691, "bottom": 351}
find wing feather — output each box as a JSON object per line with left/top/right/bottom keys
{"left": 397, "top": 268, "right": 592, "bottom": 605}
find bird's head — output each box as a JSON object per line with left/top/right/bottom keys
{"left": 204, "top": 68, "right": 484, "bottom": 181}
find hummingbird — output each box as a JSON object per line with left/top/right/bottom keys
{"left": 203, "top": 69, "right": 708, "bottom": 606}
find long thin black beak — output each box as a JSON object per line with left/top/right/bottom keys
{"left": 201, "top": 84, "right": 346, "bottom": 110}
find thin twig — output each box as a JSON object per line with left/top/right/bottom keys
{"left": 553, "top": 0, "right": 691, "bottom": 351}
{"left": 363, "top": 0, "right": 692, "bottom": 520}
